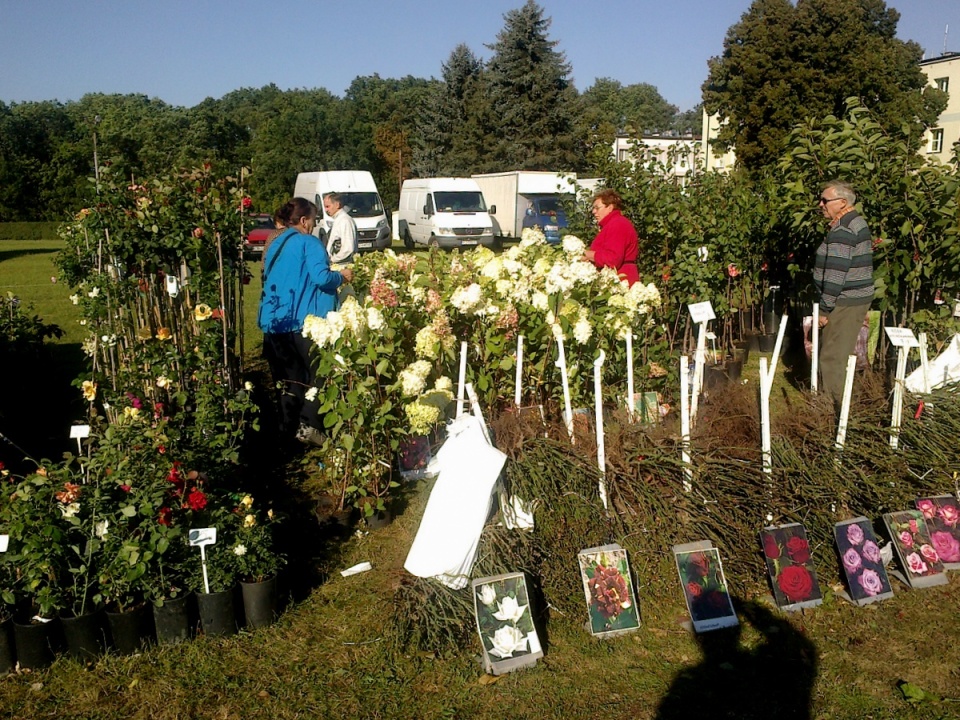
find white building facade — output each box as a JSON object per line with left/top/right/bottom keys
{"left": 920, "top": 52, "right": 960, "bottom": 163}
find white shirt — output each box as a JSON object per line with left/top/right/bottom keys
{"left": 327, "top": 208, "right": 357, "bottom": 264}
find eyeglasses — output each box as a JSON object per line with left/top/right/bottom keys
{"left": 818, "top": 196, "right": 843, "bottom": 205}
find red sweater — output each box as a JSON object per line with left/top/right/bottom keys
{"left": 590, "top": 209, "right": 639, "bottom": 285}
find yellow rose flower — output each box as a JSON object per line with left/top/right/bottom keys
{"left": 243, "top": 514, "right": 256, "bottom": 528}
{"left": 81, "top": 380, "right": 97, "bottom": 401}
{"left": 240, "top": 495, "right": 254, "bottom": 508}
{"left": 156, "top": 327, "right": 172, "bottom": 341}
{"left": 194, "top": 303, "right": 212, "bottom": 321}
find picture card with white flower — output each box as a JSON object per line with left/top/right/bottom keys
{"left": 578, "top": 544, "right": 640, "bottom": 638}
{"left": 915, "top": 495, "right": 960, "bottom": 570}
{"left": 833, "top": 517, "right": 894, "bottom": 606}
{"left": 759, "top": 524, "right": 823, "bottom": 612}
{"left": 472, "top": 572, "right": 543, "bottom": 675}
{"left": 883, "top": 510, "right": 950, "bottom": 589}
{"left": 672, "top": 541, "right": 738, "bottom": 633}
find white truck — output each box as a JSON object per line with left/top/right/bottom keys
{"left": 397, "top": 178, "right": 496, "bottom": 249}
{"left": 471, "top": 171, "right": 577, "bottom": 244}
{"left": 293, "top": 170, "right": 391, "bottom": 252}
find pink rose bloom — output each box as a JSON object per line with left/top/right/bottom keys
{"left": 906, "top": 552, "right": 929, "bottom": 575}
{"left": 899, "top": 530, "right": 914, "bottom": 548}
{"left": 930, "top": 531, "right": 960, "bottom": 563}
{"left": 846, "top": 523, "right": 864, "bottom": 546}
{"left": 909, "top": 519, "right": 919, "bottom": 535}
{"left": 938, "top": 504, "right": 959, "bottom": 527}
{"left": 920, "top": 544, "right": 940, "bottom": 565}
{"left": 862, "top": 540, "right": 881, "bottom": 564}
{"left": 857, "top": 568, "right": 884, "bottom": 596}
{"left": 842, "top": 548, "right": 862, "bottom": 574}
{"left": 916, "top": 499, "right": 937, "bottom": 520}
{"left": 727, "top": 263, "right": 740, "bottom": 278}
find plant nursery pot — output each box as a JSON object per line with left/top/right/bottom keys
{"left": 197, "top": 589, "right": 238, "bottom": 638}
{"left": 106, "top": 603, "right": 153, "bottom": 655}
{"left": 364, "top": 507, "right": 393, "bottom": 530}
{"left": 12, "top": 618, "right": 57, "bottom": 670}
{"left": 734, "top": 340, "right": 750, "bottom": 367}
{"left": 757, "top": 333, "right": 778, "bottom": 353}
{"left": 398, "top": 434, "right": 431, "bottom": 472}
{"left": 60, "top": 609, "right": 108, "bottom": 661}
{"left": 240, "top": 576, "right": 278, "bottom": 630}
{"left": 0, "top": 617, "right": 15, "bottom": 675}
{"left": 153, "top": 593, "right": 195, "bottom": 645}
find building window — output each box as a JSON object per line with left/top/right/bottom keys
{"left": 935, "top": 77, "right": 949, "bottom": 93}
{"left": 618, "top": 149, "right": 630, "bottom": 162}
{"left": 930, "top": 128, "right": 944, "bottom": 154}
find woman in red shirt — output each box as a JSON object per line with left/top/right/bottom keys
{"left": 583, "top": 189, "right": 639, "bottom": 285}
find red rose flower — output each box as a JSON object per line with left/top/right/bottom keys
{"left": 727, "top": 263, "right": 740, "bottom": 278}
{"left": 157, "top": 445, "right": 166, "bottom": 455}
{"left": 686, "top": 581, "right": 703, "bottom": 598}
{"left": 762, "top": 534, "right": 780, "bottom": 559}
{"left": 777, "top": 565, "right": 813, "bottom": 602}
{"left": 158, "top": 507, "right": 173, "bottom": 526}
{"left": 186, "top": 489, "right": 207, "bottom": 512}
{"left": 785, "top": 536, "right": 811, "bottom": 564}
{"left": 211, "top": 308, "right": 223, "bottom": 321}
{"left": 241, "top": 197, "right": 253, "bottom": 210}
{"left": 688, "top": 552, "right": 710, "bottom": 577}
{"left": 119, "top": 484, "right": 131, "bottom": 493}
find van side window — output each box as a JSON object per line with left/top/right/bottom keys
{"left": 426, "top": 194, "right": 435, "bottom": 215}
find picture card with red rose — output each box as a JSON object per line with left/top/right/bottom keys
{"left": 672, "top": 540, "right": 738, "bottom": 633}
{"left": 882, "top": 510, "right": 950, "bottom": 589}
{"left": 915, "top": 495, "right": 960, "bottom": 570}
{"left": 577, "top": 544, "right": 641, "bottom": 638}
{"left": 472, "top": 572, "right": 543, "bottom": 675}
{"left": 759, "top": 523, "right": 823, "bottom": 611}
{"left": 834, "top": 517, "right": 894, "bottom": 605}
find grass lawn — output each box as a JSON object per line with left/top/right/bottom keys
{"left": 1, "top": 235, "right": 959, "bottom": 719}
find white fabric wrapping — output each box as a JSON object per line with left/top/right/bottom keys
{"left": 906, "top": 334, "right": 960, "bottom": 393}
{"left": 403, "top": 414, "right": 507, "bottom": 589}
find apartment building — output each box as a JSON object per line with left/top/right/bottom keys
{"left": 920, "top": 52, "right": 960, "bottom": 163}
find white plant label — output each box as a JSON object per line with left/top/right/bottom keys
{"left": 954, "top": 300, "right": 960, "bottom": 319}
{"left": 884, "top": 327, "right": 919, "bottom": 348}
{"left": 165, "top": 274, "right": 180, "bottom": 297}
{"left": 0, "top": 535, "right": 8, "bottom": 553}
{"left": 69, "top": 424, "right": 90, "bottom": 439}
{"left": 189, "top": 527, "right": 217, "bottom": 547}
{"left": 688, "top": 301, "right": 716, "bottom": 324}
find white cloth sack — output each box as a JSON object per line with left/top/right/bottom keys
{"left": 403, "top": 413, "right": 506, "bottom": 589}
{"left": 906, "top": 333, "right": 960, "bottom": 393}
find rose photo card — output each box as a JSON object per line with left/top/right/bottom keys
{"left": 472, "top": 572, "right": 543, "bottom": 675}
{"left": 915, "top": 495, "right": 960, "bottom": 570}
{"left": 834, "top": 517, "right": 894, "bottom": 606}
{"left": 883, "top": 510, "right": 950, "bottom": 589}
{"left": 577, "top": 544, "right": 641, "bottom": 638}
{"left": 672, "top": 541, "right": 738, "bottom": 633}
{"left": 759, "top": 524, "right": 823, "bottom": 612}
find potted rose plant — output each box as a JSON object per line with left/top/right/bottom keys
{"left": 224, "top": 493, "right": 285, "bottom": 628}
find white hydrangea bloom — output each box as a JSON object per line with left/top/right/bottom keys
{"left": 561, "top": 235, "right": 585, "bottom": 257}
{"left": 365, "top": 306, "right": 385, "bottom": 331}
{"left": 339, "top": 296, "right": 366, "bottom": 336}
{"left": 415, "top": 326, "right": 440, "bottom": 360}
{"left": 532, "top": 291, "right": 549, "bottom": 311}
{"left": 520, "top": 227, "right": 546, "bottom": 247}
{"left": 480, "top": 256, "right": 504, "bottom": 280}
{"left": 434, "top": 376, "right": 453, "bottom": 392}
{"left": 450, "top": 283, "right": 482, "bottom": 314}
{"left": 573, "top": 312, "right": 593, "bottom": 345}
{"left": 400, "top": 360, "right": 432, "bottom": 397}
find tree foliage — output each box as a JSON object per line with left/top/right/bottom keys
{"left": 703, "top": 0, "right": 946, "bottom": 171}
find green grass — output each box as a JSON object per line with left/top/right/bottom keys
{"left": 2, "top": 238, "right": 960, "bottom": 719}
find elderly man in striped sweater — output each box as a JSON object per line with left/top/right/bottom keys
{"left": 814, "top": 180, "right": 875, "bottom": 410}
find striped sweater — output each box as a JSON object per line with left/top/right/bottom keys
{"left": 813, "top": 210, "right": 875, "bottom": 312}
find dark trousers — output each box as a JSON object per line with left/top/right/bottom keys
{"left": 262, "top": 332, "right": 321, "bottom": 439}
{"left": 820, "top": 304, "right": 869, "bottom": 409}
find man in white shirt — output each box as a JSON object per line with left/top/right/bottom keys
{"left": 322, "top": 192, "right": 358, "bottom": 264}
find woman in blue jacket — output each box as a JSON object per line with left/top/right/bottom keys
{"left": 258, "top": 197, "right": 353, "bottom": 446}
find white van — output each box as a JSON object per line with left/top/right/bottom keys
{"left": 397, "top": 178, "right": 496, "bottom": 249}
{"left": 294, "top": 171, "right": 391, "bottom": 252}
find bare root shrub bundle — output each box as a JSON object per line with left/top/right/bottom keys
{"left": 391, "top": 379, "right": 960, "bottom": 651}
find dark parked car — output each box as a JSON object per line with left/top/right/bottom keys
{"left": 244, "top": 214, "right": 275, "bottom": 260}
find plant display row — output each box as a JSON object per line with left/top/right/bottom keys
{"left": 301, "top": 231, "right": 661, "bottom": 514}
{"left": 0, "top": 165, "right": 280, "bottom": 625}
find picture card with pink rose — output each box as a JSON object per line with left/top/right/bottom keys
{"left": 472, "top": 572, "right": 543, "bottom": 675}
{"left": 578, "top": 544, "right": 641, "bottom": 638}
{"left": 915, "top": 495, "right": 960, "bottom": 570}
{"left": 833, "top": 517, "right": 894, "bottom": 606}
{"left": 672, "top": 541, "right": 738, "bottom": 633}
{"left": 883, "top": 510, "right": 950, "bottom": 589}
{"left": 759, "top": 524, "right": 823, "bottom": 611}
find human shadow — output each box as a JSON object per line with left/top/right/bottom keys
{"left": 654, "top": 598, "right": 818, "bottom": 720}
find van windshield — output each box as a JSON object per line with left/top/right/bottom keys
{"left": 339, "top": 192, "right": 384, "bottom": 218}
{"left": 533, "top": 196, "right": 565, "bottom": 215}
{"left": 433, "top": 191, "right": 487, "bottom": 213}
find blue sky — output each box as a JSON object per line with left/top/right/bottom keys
{"left": 1, "top": 0, "right": 957, "bottom": 112}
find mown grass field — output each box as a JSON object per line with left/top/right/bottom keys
{"left": 1, "top": 230, "right": 959, "bottom": 720}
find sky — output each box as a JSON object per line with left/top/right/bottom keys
{"left": 1, "top": 0, "right": 958, "bottom": 113}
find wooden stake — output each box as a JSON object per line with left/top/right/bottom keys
{"left": 760, "top": 357, "right": 772, "bottom": 475}
{"left": 626, "top": 332, "right": 635, "bottom": 421}
{"left": 811, "top": 304, "right": 820, "bottom": 393}
{"left": 594, "top": 351, "right": 607, "bottom": 509}
{"left": 456, "top": 340, "right": 468, "bottom": 418}
{"left": 514, "top": 334, "right": 524, "bottom": 407}
{"left": 890, "top": 346, "right": 909, "bottom": 449}
{"left": 556, "top": 333, "right": 574, "bottom": 441}
{"left": 835, "top": 355, "right": 857, "bottom": 451}
{"left": 679, "top": 356, "right": 692, "bottom": 492}
{"left": 919, "top": 332, "right": 931, "bottom": 394}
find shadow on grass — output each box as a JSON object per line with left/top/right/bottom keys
{"left": 0, "top": 246, "right": 60, "bottom": 265}
{"left": 654, "top": 598, "right": 817, "bottom": 720}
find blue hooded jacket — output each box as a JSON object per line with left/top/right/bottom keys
{"left": 258, "top": 229, "right": 343, "bottom": 334}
